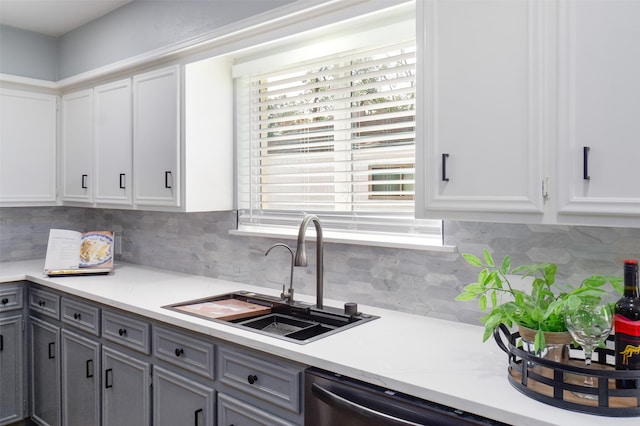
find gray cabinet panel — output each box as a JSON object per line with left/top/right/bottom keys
{"left": 0, "top": 284, "right": 24, "bottom": 313}
{"left": 0, "top": 314, "right": 24, "bottom": 425}
{"left": 102, "top": 309, "right": 150, "bottom": 354}
{"left": 29, "top": 288, "right": 60, "bottom": 319}
{"left": 61, "top": 297, "right": 100, "bottom": 336}
{"left": 153, "top": 366, "right": 215, "bottom": 426}
{"left": 219, "top": 347, "right": 302, "bottom": 413}
{"left": 153, "top": 326, "right": 215, "bottom": 379}
{"left": 30, "top": 316, "right": 61, "bottom": 426}
{"left": 218, "top": 393, "right": 296, "bottom": 426}
{"left": 61, "top": 330, "right": 100, "bottom": 426}
{"left": 102, "top": 345, "right": 150, "bottom": 426}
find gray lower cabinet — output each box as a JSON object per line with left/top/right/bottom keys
{"left": 102, "top": 345, "right": 151, "bottom": 426}
{"left": 0, "top": 314, "right": 24, "bottom": 425}
{"left": 30, "top": 316, "right": 61, "bottom": 426}
{"left": 218, "top": 393, "right": 296, "bottom": 426}
{"left": 61, "top": 329, "right": 100, "bottom": 426}
{"left": 153, "top": 366, "right": 215, "bottom": 426}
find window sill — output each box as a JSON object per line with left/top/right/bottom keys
{"left": 230, "top": 225, "right": 456, "bottom": 252}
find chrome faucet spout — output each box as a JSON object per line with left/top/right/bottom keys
{"left": 293, "top": 214, "right": 324, "bottom": 309}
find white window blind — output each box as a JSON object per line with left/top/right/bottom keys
{"left": 236, "top": 37, "right": 442, "bottom": 248}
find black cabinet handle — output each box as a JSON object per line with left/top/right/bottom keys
{"left": 48, "top": 342, "right": 55, "bottom": 359}
{"left": 118, "top": 328, "right": 126, "bottom": 336}
{"left": 86, "top": 359, "right": 94, "bottom": 378}
{"left": 175, "top": 348, "right": 184, "bottom": 357}
{"left": 105, "top": 368, "right": 113, "bottom": 388}
{"left": 0, "top": 335, "right": 3, "bottom": 351}
{"left": 583, "top": 146, "right": 590, "bottom": 180}
{"left": 442, "top": 153, "right": 450, "bottom": 182}
{"left": 165, "top": 171, "right": 172, "bottom": 189}
{"left": 73, "top": 312, "right": 81, "bottom": 320}
{"left": 1, "top": 298, "right": 8, "bottom": 305}
{"left": 194, "top": 408, "right": 203, "bottom": 426}
{"left": 247, "top": 374, "right": 258, "bottom": 385}
{"left": 38, "top": 300, "right": 45, "bottom": 307}
{"left": 119, "top": 173, "right": 126, "bottom": 189}
{"left": 82, "top": 174, "right": 88, "bottom": 189}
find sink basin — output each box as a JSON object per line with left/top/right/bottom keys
{"left": 163, "top": 291, "right": 378, "bottom": 344}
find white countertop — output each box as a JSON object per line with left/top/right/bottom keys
{"left": 1, "top": 259, "right": 636, "bottom": 426}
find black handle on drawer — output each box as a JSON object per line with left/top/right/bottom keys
{"left": 86, "top": 359, "right": 94, "bottom": 378}
{"left": 194, "top": 408, "right": 203, "bottom": 426}
{"left": 119, "top": 173, "right": 126, "bottom": 189}
{"left": 0, "top": 335, "right": 3, "bottom": 351}
{"left": 118, "top": 328, "right": 127, "bottom": 336}
{"left": 48, "top": 342, "right": 55, "bottom": 359}
{"left": 165, "top": 171, "right": 172, "bottom": 189}
{"left": 175, "top": 348, "right": 184, "bottom": 357}
{"left": 74, "top": 312, "right": 81, "bottom": 320}
{"left": 442, "top": 153, "right": 450, "bottom": 182}
{"left": 82, "top": 174, "right": 88, "bottom": 189}
{"left": 1, "top": 298, "right": 8, "bottom": 305}
{"left": 105, "top": 368, "right": 113, "bottom": 388}
{"left": 38, "top": 300, "right": 45, "bottom": 307}
{"left": 583, "top": 146, "right": 591, "bottom": 180}
{"left": 247, "top": 374, "right": 258, "bottom": 385}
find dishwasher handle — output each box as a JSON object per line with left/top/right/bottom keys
{"left": 311, "top": 383, "right": 423, "bottom": 426}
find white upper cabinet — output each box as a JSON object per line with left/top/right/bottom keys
{"left": 556, "top": 0, "right": 640, "bottom": 226}
{"left": 133, "top": 66, "right": 181, "bottom": 208}
{"left": 94, "top": 79, "right": 133, "bottom": 206}
{"left": 416, "top": 0, "right": 547, "bottom": 223}
{"left": 0, "top": 89, "right": 57, "bottom": 206}
{"left": 61, "top": 89, "right": 94, "bottom": 203}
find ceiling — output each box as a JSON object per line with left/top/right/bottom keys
{"left": 0, "top": 0, "right": 132, "bottom": 37}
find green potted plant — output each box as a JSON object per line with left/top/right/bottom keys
{"left": 456, "top": 250, "right": 623, "bottom": 353}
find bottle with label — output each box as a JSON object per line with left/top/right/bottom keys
{"left": 614, "top": 259, "right": 640, "bottom": 389}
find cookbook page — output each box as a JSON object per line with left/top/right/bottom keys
{"left": 44, "top": 229, "right": 82, "bottom": 271}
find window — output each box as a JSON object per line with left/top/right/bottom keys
{"left": 234, "top": 9, "right": 442, "bottom": 249}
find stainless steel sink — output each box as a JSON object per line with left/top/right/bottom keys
{"left": 163, "top": 291, "right": 378, "bottom": 344}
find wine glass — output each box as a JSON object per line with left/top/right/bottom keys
{"left": 565, "top": 302, "right": 613, "bottom": 400}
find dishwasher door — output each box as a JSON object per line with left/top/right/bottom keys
{"left": 304, "top": 368, "right": 506, "bottom": 426}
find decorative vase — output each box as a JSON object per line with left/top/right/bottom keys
{"left": 518, "top": 326, "right": 573, "bottom": 365}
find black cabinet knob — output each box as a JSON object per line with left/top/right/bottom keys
{"left": 74, "top": 313, "right": 81, "bottom": 320}
{"left": 118, "top": 328, "right": 126, "bottom": 336}
{"left": 247, "top": 374, "right": 258, "bottom": 385}
{"left": 1, "top": 298, "right": 8, "bottom": 305}
{"left": 175, "top": 348, "right": 184, "bottom": 357}
{"left": 39, "top": 300, "right": 45, "bottom": 307}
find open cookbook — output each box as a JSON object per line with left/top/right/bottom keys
{"left": 44, "top": 229, "right": 114, "bottom": 276}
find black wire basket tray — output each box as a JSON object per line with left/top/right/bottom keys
{"left": 493, "top": 324, "right": 640, "bottom": 417}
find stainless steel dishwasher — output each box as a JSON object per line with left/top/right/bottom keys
{"left": 304, "top": 368, "right": 509, "bottom": 426}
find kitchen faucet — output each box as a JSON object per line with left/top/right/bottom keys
{"left": 265, "top": 243, "right": 295, "bottom": 304}
{"left": 294, "top": 214, "right": 324, "bottom": 310}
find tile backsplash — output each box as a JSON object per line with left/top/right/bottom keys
{"left": 1, "top": 207, "right": 639, "bottom": 326}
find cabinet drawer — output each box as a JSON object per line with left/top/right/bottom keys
{"left": 29, "top": 287, "right": 60, "bottom": 319}
{"left": 61, "top": 297, "right": 100, "bottom": 336}
{"left": 0, "top": 283, "right": 24, "bottom": 312}
{"left": 153, "top": 326, "right": 215, "bottom": 379}
{"left": 218, "top": 393, "right": 296, "bottom": 426}
{"left": 219, "top": 347, "right": 302, "bottom": 413}
{"left": 102, "top": 309, "right": 150, "bottom": 354}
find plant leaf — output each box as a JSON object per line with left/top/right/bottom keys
{"left": 455, "top": 292, "right": 477, "bottom": 301}
{"left": 483, "top": 250, "right": 495, "bottom": 267}
{"left": 479, "top": 294, "right": 488, "bottom": 311}
{"left": 534, "top": 329, "right": 546, "bottom": 354}
{"left": 500, "top": 256, "right": 511, "bottom": 275}
{"left": 463, "top": 253, "right": 482, "bottom": 267}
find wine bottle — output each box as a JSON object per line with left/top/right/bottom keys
{"left": 614, "top": 259, "right": 640, "bottom": 389}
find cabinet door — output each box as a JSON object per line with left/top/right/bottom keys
{"left": 94, "top": 79, "right": 133, "bottom": 205}
{"left": 416, "top": 0, "right": 546, "bottom": 221}
{"left": 153, "top": 366, "right": 214, "bottom": 426}
{"left": 557, "top": 0, "right": 640, "bottom": 224}
{"left": 0, "top": 89, "right": 56, "bottom": 206}
{"left": 30, "top": 316, "right": 61, "bottom": 426}
{"left": 61, "top": 89, "right": 94, "bottom": 203}
{"left": 217, "top": 393, "right": 296, "bottom": 426}
{"left": 133, "top": 65, "right": 180, "bottom": 207}
{"left": 102, "top": 346, "right": 150, "bottom": 426}
{"left": 61, "top": 330, "right": 100, "bottom": 426}
{"left": 0, "top": 315, "right": 24, "bottom": 425}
